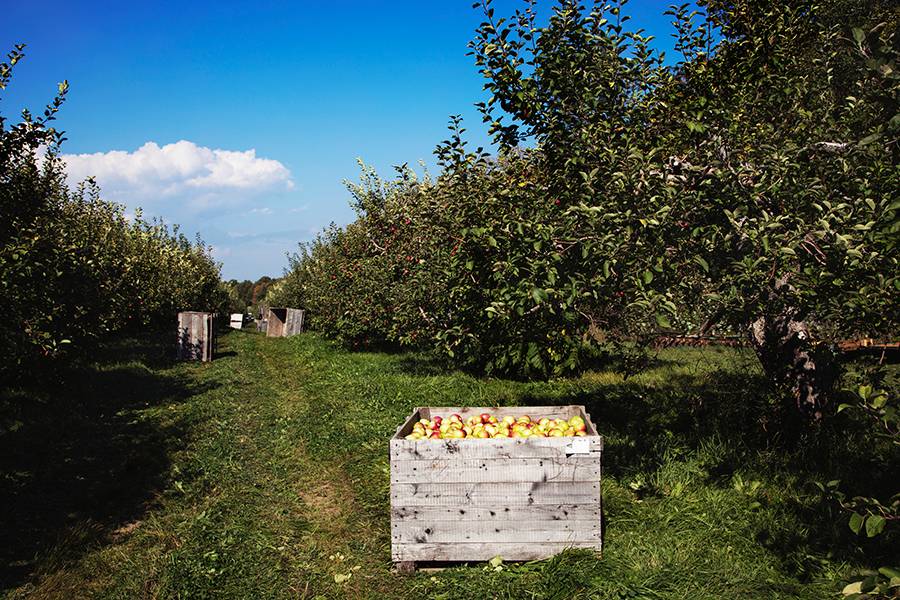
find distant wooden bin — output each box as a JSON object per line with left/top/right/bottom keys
{"left": 390, "top": 405, "right": 603, "bottom": 571}
{"left": 176, "top": 311, "right": 216, "bottom": 362}
{"left": 266, "top": 307, "right": 305, "bottom": 337}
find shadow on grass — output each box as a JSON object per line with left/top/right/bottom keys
{"left": 0, "top": 333, "right": 220, "bottom": 590}
{"left": 517, "top": 365, "right": 900, "bottom": 573}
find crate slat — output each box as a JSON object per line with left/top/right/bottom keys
{"left": 390, "top": 437, "right": 602, "bottom": 461}
{"left": 391, "top": 481, "right": 600, "bottom": 507}
{"left": 391, "top": 504, "right": 600, "bottom": 522}
{"left": 392, "top": 542, "right": 601, "bottom": 562}
{"left": 392, "top": 522, "right": 601, "bottom": 544}
{"left": 391, "top": 457, "right": 601, "bottom": 484}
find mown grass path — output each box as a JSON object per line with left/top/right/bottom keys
{"left": 4, "top": 331, "right": 858, "bottom": 599}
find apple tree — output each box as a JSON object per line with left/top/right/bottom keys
{"left": 466, "top": 0, "right": 899, "bottom": 413}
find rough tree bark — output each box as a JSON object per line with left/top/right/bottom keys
{"left": 747, "top": 280, "right": 836, "bottom": 421}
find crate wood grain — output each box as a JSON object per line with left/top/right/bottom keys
{"left": 266, "top": 307, "right": 305, "bottom": 338}
{"left": 390, "top": 405, "right": 602, "bottom": 570}
{"left": 176, "top": 311, "right": 216, "bottom": 362}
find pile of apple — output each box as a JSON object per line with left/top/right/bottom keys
{"left": 404, "top": 413, "right": 588, "bottom": 440}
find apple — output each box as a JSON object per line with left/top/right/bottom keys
{"left": 408, "top": 412, "right": 591, "bottom": 440}
{"left": 568, "top": 416, "right": 587, "bottom": 432}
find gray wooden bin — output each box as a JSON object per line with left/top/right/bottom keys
{"left": 176, "top": 311, "right": 216, "bottom": 362}
{"left": 389, "top": 405, "right": 603, "bottom": 571}
{"left": 265, "top": 307, "right": 304, "bottom": 338}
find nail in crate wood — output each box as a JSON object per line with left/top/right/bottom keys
{"left": 389, "top": 405, "right": 603, "bottom": 568}
{"left": 176, "top": 311, "right": 216, "bottom": 362}
{"left": 265, "top": 307, "right": 305, "bottom": 338}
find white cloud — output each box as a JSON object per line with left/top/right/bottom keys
{"left": 247, "top": 207, "right": 273, "bottom": 216}
{"left": 61, "top": 140, "right": 294, "bottom": 209}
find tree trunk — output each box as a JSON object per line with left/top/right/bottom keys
{"left": 748, "top": 307, "right": 835, "bottom": 422}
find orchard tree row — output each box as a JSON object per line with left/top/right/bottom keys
{"left": 0, "top": 46, "right": 226, "bottom": 379}
{"left": 273, "top": 0, "right": 899, "bottom": 416}
{"left": 224, "top": 276, "right": 277, "bottom": 315}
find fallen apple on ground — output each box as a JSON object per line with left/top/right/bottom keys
{"left": 404, "top": 413, "right": 590, "bottom": 440}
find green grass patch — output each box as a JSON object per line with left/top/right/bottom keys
{"left": 2, "top": 332, "right": 895, "bottom": 599}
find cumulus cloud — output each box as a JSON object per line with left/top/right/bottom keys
{"left": 61, "top": 140, "right": 294, "bottom": 209}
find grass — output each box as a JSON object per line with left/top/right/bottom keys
{"left": 1, "top": 330, "right": 896, "bottom": 599}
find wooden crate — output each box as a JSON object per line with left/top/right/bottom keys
{"left": 390, "top": 405, "right": 602, "bottom": 571}
{"left": 176, "top": 311, "right": 216, "bottom": 362}
{"left": 265, "top": 307, "right": 305, "bottom": 338}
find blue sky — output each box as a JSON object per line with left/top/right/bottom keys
{"left": 3, "top": 1, "right": 691, "bottom": 280}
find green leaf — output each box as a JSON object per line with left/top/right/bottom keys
{"left": 694, "top": 256, "right": 709, "bottom": 272}
{"left": 866, "top": 515, "right": 886, "bottom": 537}
{"left": 851, "top": 27, "right": 865, "bottom": 44}
{"left": 642, "top": 270, "right": 653, "bottom": 284}
{"left": 488, "top": 555, "right": 504, "bottom": 568}
{"left": 655, "top": 313, "right": 671, "bottom": 329}
{"left": 859, "top": 132, "right": 883, "bottom": 146}
{"left": 849, "top": 512, "right": 865, "bottom": 534}
{"left": 531, "top": 287, "right": 549, "bottom": 304}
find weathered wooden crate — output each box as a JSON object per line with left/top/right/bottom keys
{"left": 229, "top": 313, "right": 244, "bottom": 330}
{"left": 265, "top": 307, "right": 305, "bottom": 338}
{"left": 390, "top": 405, "right": 602, "bottom": 571}
{"left": 176, "top": 311, "right": 216, "bottom": 362}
